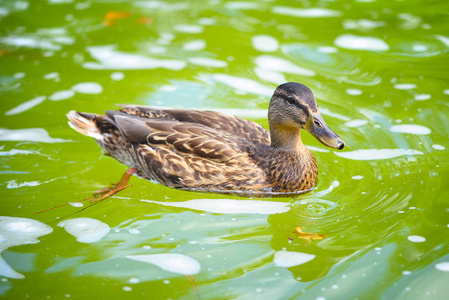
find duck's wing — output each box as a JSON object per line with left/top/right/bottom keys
{"left": 110, "top": 112, "right": 266, "bottom": 189}
{"left": 115, "top": 105, "right": 270, "bottom": 146}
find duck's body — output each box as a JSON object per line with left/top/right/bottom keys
{"left": 68, "top": 82, "right": 344, "bottom": 196}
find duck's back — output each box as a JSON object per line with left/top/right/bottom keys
{"left": 68, "top": 105, "right": 273, "bottom": 193}
{"left": 114, "top": 105, "right": 270, "bottom": 145}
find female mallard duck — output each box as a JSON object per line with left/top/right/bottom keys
{"left": 67, "top": 82, "right": 344, "bottom": 197}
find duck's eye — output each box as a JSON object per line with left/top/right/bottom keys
{"left": 287, "top": 97, "right": 296, "bottom": 104}
{"left": 314, "top": 120, "right": 322, "bottom": 128}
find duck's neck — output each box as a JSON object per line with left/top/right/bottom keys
{"left": 266, "top": 124, "right": 318, "bottom": 193}
{"left": 269, "top": 124, "right": 305, "bottom": 152}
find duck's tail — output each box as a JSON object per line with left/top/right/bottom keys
{"left": 67, "top": 111, "right": 105, "bottom": 141}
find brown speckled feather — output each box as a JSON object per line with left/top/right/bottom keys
{"left": 67, "top": 83, "right": 345, "bottom": 196}
{"left": 116, "top": 105, "right": 270, "bottom": 146}
{"left": 114, "top": 112, "right": 272, "bottom": 192}
{"left": 67, "top": 106, "right": 317, "bottom": 195}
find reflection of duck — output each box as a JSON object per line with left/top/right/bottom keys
{"left": 67, "top": 82, "right": 344, "bottom": 196}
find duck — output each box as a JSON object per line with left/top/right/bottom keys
{"left": 67, "top": 82, "right": 344, "bottom": 197}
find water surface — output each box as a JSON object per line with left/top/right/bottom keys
{"left": 1, "top": 0, "right": 449, "bottom": 299}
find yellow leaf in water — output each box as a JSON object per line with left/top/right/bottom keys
{"left": 103, "top": 11, "right": 131, "bottom": 27}
{"left": 105, "top": 11, "right": 131, "bottom": 20}
{"left": 292, "top": 226, "right": 328, "bottom": 240}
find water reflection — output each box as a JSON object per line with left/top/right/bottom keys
{"left": 83, "top": 45, "right": 186, "bottom": 70}
{"left": 282, "top": 43, "right": 382, "bottom": 85}
{"left": 0, "top": 216, "right": 53, "bottom": 279}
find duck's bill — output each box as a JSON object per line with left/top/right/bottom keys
{"left": 305, "top": 113, "right": 345, "bottom": 150}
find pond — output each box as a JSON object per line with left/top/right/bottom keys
{"left": 1, "top": 0, "right": 449, "bottom": 299}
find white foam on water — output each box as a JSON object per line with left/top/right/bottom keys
{"left": 432, "top": 144, "right": 445, "bottom": 150}
{"left": 15, "top": 2, "right": 30, "bottom": 10}
{"left": 49, "top": 0, "right": 73, "bottom": 4}
{"left": 0, "top": 216, "right": 53, "bottom": 279}
{"left": 334, "top": 34, "right": 389, "bottom": 51}
{"left": 343, "top": 19, "right": 386, "bottom": 30}
{"left": 436, "top": 262, "right": 449, "bottom": 272}
{"left": 49, "top": 90, "right": 75, "bottom": 101}
{"left": 435, "top": 35, "right": 449, "bottom": 47}
{"left": 110, "top": 72, "right": 125, "bottom": 81}
{"left": 0, "top": 127, "right": 70, "bottom": 143}
{"left": 317, "top": 46, "right": 338, "bottom": 53}
{"left": 0, "top": 149, "right": 36, "bottom": 156}
{"left": 5, "top": 96, "right": 46, "bottom": 115}
{"left": 394, "top": 83, "right": 416, "bottom": 90}
{"left": 140, "top": 199, "right": 290, "bottom": 215}
{"left": 160, "top": 85, "right": 178, "bottom": 92}
{"left": 252, "top": 35, "right": 279, "bottom": 52}
{"left": 0, "top": 7, "right": 9, "bottom": 17}
{"left": 346, "top": 88, "right": 362, "bottom": 96}
{"left": 198, "top": 18, "right": 216, "bottom": 25}
{"left": 334, "top": 149, "right": 423, "bottom": 160}
{"left": 412, "top": 44, "right": 427, "bottom": 52}
{"left": 273, "top": 251, "right": 315, "bottom": 267}
{"left": 331, "top": 181, "right": 340, "bottom": 188}
{"left": 149, "top": 45, "right": 167, "bottom": 54}
{"left": 75, "top": 1, "right": 90, "bottom": 9}
{"left": 53, "top": 36, "right": 74, "bottom": 46}
{"left": 0, "top": 36, "right": 61, "bottom": 51}
{"left": 7, "top": 180, "right": 41, "bottom": 189}
{"left": 69, "top": 202, "right": 83, "bottom": 208}
{"left": 58, "top": 218, "right": 110, "bottom": 243}
{"left": 352, "top": 175, "right": 364, "bottom": 180}
{"left": 444, "top": 89, "right": 449, "bottom": 95}
{"left": 398, "top": 13, "right": 421, "bottom": 30}
{"left": 320, "top": 107, "right": 351, "bottom": 121}
{"left": 407, "top": 235, "right": 426, "bottom": 243}
{"left": 129, "top": 277, "right": 140, "bottom": 284}
{"left": 133, "top": 1, "right": 188, "bottom": 11}
{"left": 414, "top": 94, "right": 431, "bottom": 101}
{"left": 225, "top": 1, "right": 259, "bottom": 10}
{"left": 71, "top": 82, "right": 103, "bottom": 94}
{"left": 345, "top": 119, "right": 368, "bottom": 127}
{"left": 272, "top": 6, "right": 342, "bottom": 18}
{"left": 212, "top": 74, "right": 274, "bottom": 96}
{"left": 44, "top": 72, "right": 59, "bottom": 80}
{"left": 307, "top": 146, "right": 330, "bottom": 153}
{"left": 157, "top": 33, "right": 175, "bottom": 45}
{"left": 254, "top": 67, "right": 286, "bottom": 85}
{"left": 183, "top": 40, "right": 206, "bottom": 51}
{"left": 84, "top": 45, "right": 186, "bottom": 71}
{"left": 36, "top": 27, "right": 66, "bottom": 35}
{"left": 187, "top": 57, "right": 228, "bottom": 68}
{"left": 390, "top": 124, "right": 431, "bottom": 135}
{"left": 13, "top": 72, "right": 25, "bottom": 79}
{"left": 255, "top": 55, "right": 316, "bottom": 76}
{"left": 127, "top": 253, "right": 200, "bottom": 275}
{"left": 174, "top": 24, "right": 203, "bottom": 34}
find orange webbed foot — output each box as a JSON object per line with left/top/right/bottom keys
{"left": 35, "top": 168, "right": 136, "bottom": 214}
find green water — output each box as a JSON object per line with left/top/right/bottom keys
{"left": 1, "top": 0, "right": 449, "bottom": 299}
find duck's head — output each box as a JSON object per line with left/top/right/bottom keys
{"left": 268, "top": 82, "right": 345, "bottom": 150}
